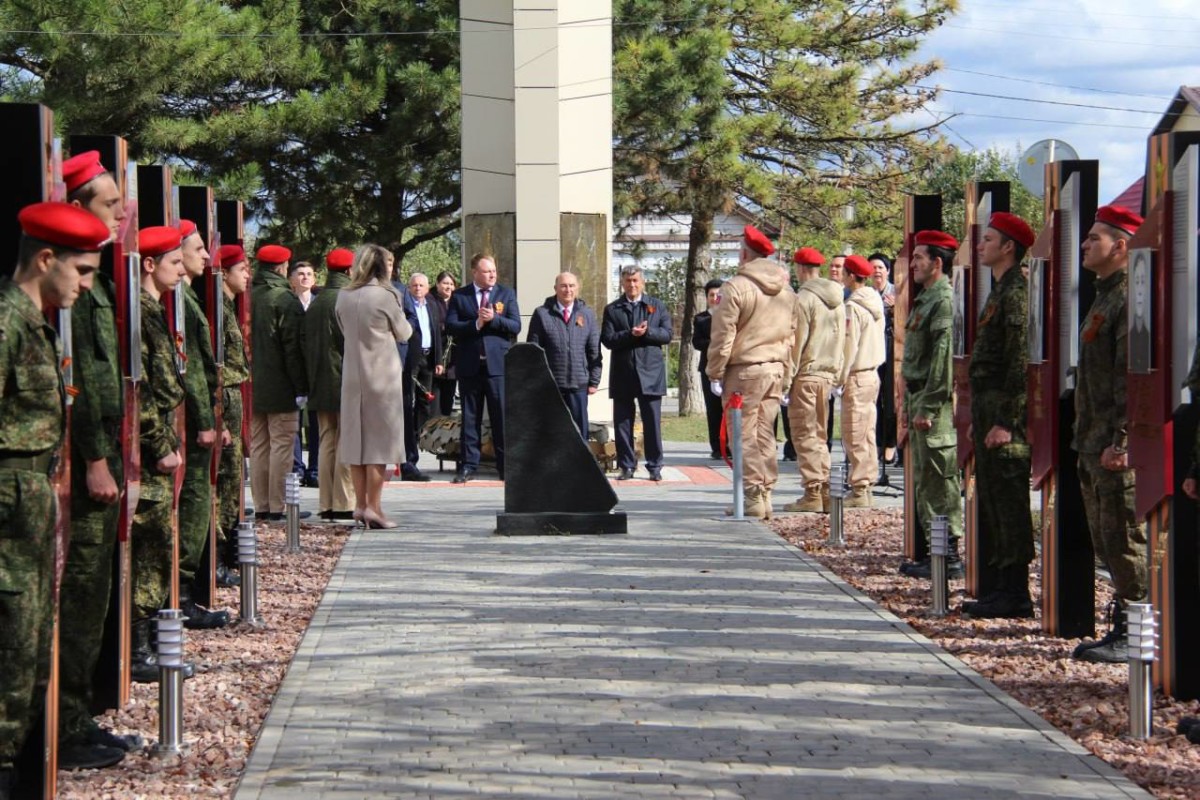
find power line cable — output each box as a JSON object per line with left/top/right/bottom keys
{"left": 930, "top": 108, "right": 1148, "bottom": 130}
{"left": 961, "top": 0, "right": 1200, "bottom": 21}
{"left": 916, "top": 86, "right": 1164, "bottom": 115}
{"left": 938, "top": 68, "right": 1169, "bottom": 101}
{"left": 943, "top": 22, "right": 1199, "bottom": 49}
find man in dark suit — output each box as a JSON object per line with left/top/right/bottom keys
{"left": 445, "top": 253, "right": 522, "bottom": 482}
{"left": 602, "top": 265, "right": 674, "bottom": 481}
{"left": 691, "top": 278, "right": 725, "bottom": 459}
{"left": 397, "top": 272, "right": 444, "bottom": 481}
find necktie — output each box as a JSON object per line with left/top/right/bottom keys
{"left": 480, "top": 288, "right": 490, "bottom": 308}
{"left": 562, "top": 307, "right": 570, "bottom": 323}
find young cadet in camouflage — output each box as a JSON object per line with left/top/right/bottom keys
{"left": 215, "top": 245, "right": 251, "bottom": 574}
{"left": 130, "top": 226, "right": 190, "bottom": 683}
{"left": 58, "top": 152, "right": 145, "bottom": 768}
{"left": 174, "top": 222, "right": 229, "bottom": 629}
{"left": 1072, "top": 205, "right": 1146, "bottom": 664}
{"left": 1, "top": 203, "right": 107, "bottom": 789}
{"left": 1183, "top": 341, "right": 1200, "bottom": 502}
{"left": 963, "top": 212, "right": 1036, "bottom": 619}
{"left": 900, "top": 230, "right": 964, "bottom": 579}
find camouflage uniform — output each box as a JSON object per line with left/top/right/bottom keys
{"left": 1187, "top": 341, "right": 1200, "bottom": 482}
{"left": 217, "top": 295, "right": 249, "bottom": 536}
{"left": 131, "top": 290, "right": 185, "bottom": 621}
{"left": 1073, "top": 269, "right": 1146, "bottom": 604}
{"left": 902, "top": 275, "right": 962, "bottom": 545}
{"left": 59, "top": 274, "right": 123, "bottom": 743}
{"left": 177, "top": 284, "right": 218, "bottom": 585}
{"left": 968, "top": 266, "right": 1034, "bottom": 568}
{"left": 0, "top": 277, "right": 63, "bottom": 767}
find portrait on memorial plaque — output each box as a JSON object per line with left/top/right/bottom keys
{"left": 1128, "top": 248, "right": 1153, "bottom": 374}
{"left": 952, "top": 264, "right": 967, "bottom": 356}
{"left": 1028, "top": 258, "right": 1045, "bottom": 363}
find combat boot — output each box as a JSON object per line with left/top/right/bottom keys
{"left": 963, "top": 563, "right": 1033, "bottom": 618}
{"left": 180, "top": 585, "right": 231, "bottom": 630}
{"left": 783, "top": 487, "right": 825, "bottom": 513}
{"left": 1071, "top": 599, "right": 1127, "bottom": 660}
{"left": 57, "top": 741, "right": 125, "bottom": 770}
{"left": 1074, "top": 599, "right": 1129, "bottom": 663}
{"left": 821, "top": 483, "right": 832, "bottom": 513}
{"left": 903, "top": 537, "right": 964, "bottom": 580}
{"left": 725, "top": 486, "right": 769, "bottom": 519}
{"left": 131, "top": 619, "right": 197, "bottom": 683}
{"left": 217, "top": 528, "right": 241, "bottom": 588}
{"left": 844, "top": 485, "right": 872, "bottom": 508}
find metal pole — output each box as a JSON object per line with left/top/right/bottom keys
{"left": 153, "top": 609, "right": 187, "bottom": 756}
{"left": 729, "top": 403, "right": 744, "bottom": 520}
{"left": 1126, "top": 602, "right": 1156, "bottom": 739}
{"left": 828, "top": 463, "right": 846, "bottom": 546}
{"left": 930, "top": 515, "right": 949, "bottom": 616}
{"left": 285, "top": 471, "right": 301, "bottom": 552}
{"left": 238, "top": 520, "right": 263, "bottom": 626}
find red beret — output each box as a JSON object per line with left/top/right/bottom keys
{"left": 914, "top": 230, "right": 959, "bottom": 251}
{"left": 257, "top": 244, "right": 292, "bottom": 265}
{"left": 1095, "top": 205, "right": 1143, "bottom": 236}
{"left": 177, "top": 219, "right": 199, "bottom": 240}
{"left": 18, "top": 202, "right": 111, "bottom": 252}
{"left": 987, "top": 212, "right": 1034, "bottom": 248}
{"left": 743, "top": 225, "right": 775, "bottom": 257}
{"left": 326, "top": 248, "right": 354, "bottom": 270}
{"left": 62, "top": 150, "right": 108, "bottom": 195}
{"left": 140, "top": 226, "right": 183, "bottom": 258}
{"left": 216, "top": 244, "right": 246, "bottom": 269}
{"left": 844, "top": 254, "right": 873, "bottom": 278}
{"left": 793, "top": 247, "right": 824, "bottom": 266}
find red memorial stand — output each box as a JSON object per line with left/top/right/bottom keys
{"left": 896, "top": 194, "right": 943, "bottom": 564}
{"left": 953, "top": 181, "right": 1011, "bottom": 602}
{"left": 1028, "top": 159, "right": 1099, "bottom": 639}
{"left": 1130, "top": 132, "right": 1200, "bottom": 699}
{"left": 68, "top": 133, "right": 141, "bottom": 712}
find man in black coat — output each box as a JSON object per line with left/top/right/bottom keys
{"left": 691, "top": 278, "right": 726, "bottom": 459}
{"left": 602, "top": 265, "right": 674, "bottom": 481}
{"left": 445, "top": 253, "right": 522, "bottom": 482}
{"left": 399, "top": 272, "right": 444, "bottom": 481}
{"left": 526, "top": 271, "right": 602, "bottom": 438}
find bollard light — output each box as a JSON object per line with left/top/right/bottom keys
{"left": 238, "top": 521, "right": 263, "bottom": 626}
{"left": 828, "top": 463, "right": 847, "bottom": 546}
{"left": 729, "top": 397, "right": 745, "bottom": 520}
{"left": 930, "top": 515, "right": 949, "bottom": 616}
{"left": 153, "top": 610, "right": 187, "bottom": 756}
{"left": 284, "top": 472, "right": 301, "bottom": 552}
{"left": 1126, "top": 602, "right": 1156, "bottom": 740}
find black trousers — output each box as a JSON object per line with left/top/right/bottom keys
{"left": 403, "top": 349, "right": 438, "bottom": 469}
{"left": 614, "top": 394, "right": 663, "bottom": 471}
{"left": 459, "top": 360, "right": 505, "bottom": 471}
{"left": 701, "top": 372, "right": 724, "bottom": 456}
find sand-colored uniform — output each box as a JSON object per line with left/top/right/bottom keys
{"left": 787, "top": 277, "right": 844, "bottom": 492}
{"left": 840, "top": 285, "right": 885, "bottom": 491}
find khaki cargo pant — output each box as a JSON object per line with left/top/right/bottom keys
{"left": 841, "top": 370, "right": 880, "bottom": 489}
{"left": 723, "top": 362, "right": 786, "bottom": 492}
{"left": 788, "top": 374, "right": 833, "bottom": 490}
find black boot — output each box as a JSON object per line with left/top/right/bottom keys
{"left": 218, "top": 528, "right": 242, "bottom": 587}
{"left": 0, "top": 764, "right": 15, "bottom": 800}
{"left": 57, "top": 741, "right": 125, "bottom": 770}
{"left": 903, "top": 537, "right": 964, "bottom": 580}
{"left": 1076, "top": 599, "right": 1129, "bottom": 663}
{"left": 180, "top": 585, "right": 231, "bottom": 630}
{"left": 964, "top": 564, "right": 1033, "bottom": 618}
{"left": 130, "top": 619, "right": 160, "bottom": 683}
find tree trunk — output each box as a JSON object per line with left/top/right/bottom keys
{"left": 677, "top": 212, "right": 714, "bottom": 416}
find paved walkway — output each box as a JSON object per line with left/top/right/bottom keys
{"left": 235, "top": 442, "right": 1142, "bottom": 799}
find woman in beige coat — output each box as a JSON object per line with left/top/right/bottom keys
{"left": 336, "top": 244, "right": 412, "bottom": 528}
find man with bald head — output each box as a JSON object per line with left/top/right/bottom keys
{"left": 527, "top": 271, "right": 602, "bottom": 438}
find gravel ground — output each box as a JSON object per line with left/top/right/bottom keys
{"left": 56, "top": 522, "right": 351, "bottom": 800}
{"left": 768, "top": 507, "right": 1200, "bottom": 800}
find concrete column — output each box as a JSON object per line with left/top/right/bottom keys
{"left": 461, "top": 1, "right": 614, "bottom": 421}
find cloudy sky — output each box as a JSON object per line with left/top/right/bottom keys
{"left": 916, "top": 0, "right": 1200, "bottom": 204}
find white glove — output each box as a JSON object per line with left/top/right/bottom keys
{"left": 710, "top": 380, "right": 723, "bottom": 396}
{"left": 781, "top": 394, "right": 790, "bottom": 407}
{"left": 296, "top": 396, "right": 308, "bottom": 409}
{"left": 833, "top": 386, "right": 844, "bottom": 398}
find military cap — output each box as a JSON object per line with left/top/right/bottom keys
{"left": 742, "top": 225, "right": 775, "bottom": 257}
{"left": 140, "top": 226, "right": 184, "bottom": 258}
{"left": 62, "top": 150, "right": 108, "bottom": 195}
{"left": 217, "top": 244, "right": 246, "bottom": 269}
{"left": 914, "top": 230, "right": 958, "bottom": 251}
{"left": 1095, "top": 205, "right": 1143, "bottom": 236}
{"left": 326, "top": 248, "right": 354, "bottom": 270}
{"left": 19, "top": 202, "right": 111, "bottom": 252}
{"left": 987, "top": 212, "right": 1035, "bottom": 248}
{"left": 178, "top": 219, "right": 199, "bottom": 240}
{"left": 844, "top": 254, "right": 873, "bottom": 278}
{"left": 257, "top": 244, "right": 292, "bottom": 264}
{"left": 792, "top": 246, "right": 824, "bottom": 266}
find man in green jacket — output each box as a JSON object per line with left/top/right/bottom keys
{"left": 249, "top": 244, "right": 308, "bottom": 521}
{"left": 305, "top": 248, "right": 356, "bottom": 521}
{"left": 900, "top": 229, "right": 964, "bottom": 579}
{"left": 214, "top": 245, "right": 251, "bottom": 577}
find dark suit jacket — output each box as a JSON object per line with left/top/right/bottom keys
{"left": 402, "top": 294, "right": 444, "bottom": 372}
{"left": 692, "top": 310, "right": 713, "bottom": 377}
{"left": 445, "top": 283, "right": 522, "bottom": 378}
{"left": 601, "top": 294, "right": 673, "bottom": 400}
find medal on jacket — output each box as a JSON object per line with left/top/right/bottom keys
{"left": 1081, "top": 312, "right": 1105, "bottom": 343}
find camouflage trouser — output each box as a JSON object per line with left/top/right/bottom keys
{"left": 1078, "top": 452, "right": 1147, "bottom": 602}
{"left": 131, "top": 472, "right": 174, "bottom": 620}
{"left": 910, "top": 426, "right": 963, "bottom": 545}
{"left": 972, "top": 416, "right": 1034, "bottom": 569}
{"left": 217, "top": 389, "right": 244, "bottom": 536}
{"left": 58, "top": 452, "right": 123, "bottom": 742}
{"left": 0, "top": 468, "right": 56, "bottom": 763}
{"left": 177, "top": 445, "right": 213, "bottom": 583}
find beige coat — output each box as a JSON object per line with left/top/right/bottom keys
{"left": 335, "top": 282, "right": 412, "bottom": 465}
{"left": 792, "top": 277, "right": 845, "bottom": 381}
{"left": 706, "top": 258, "right": 797, "bottom": 380}
{"left": 840, "top": 285, "right": 886, "bottom": 385}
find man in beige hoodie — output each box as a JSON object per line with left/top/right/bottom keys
{"left": 784, "top": 247, "right": 846, "bottom": 512}
{"left": 838, "top": 254, "right": 886, "bottom": 508}
{"left": 707, "top": 226, "right": 798, "bottom": 518}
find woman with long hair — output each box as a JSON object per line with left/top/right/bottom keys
{"left": 433, "top": 269, "right": 459, "bottom": 416}
{"left": 335, "top": 244, "right": 413, "bottom": 528}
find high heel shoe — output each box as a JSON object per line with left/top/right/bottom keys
{"left": 361, "top": 511, "right": 398, "bottom": 529}
{"left": 352, "top": 509, "right": 366, "bottom": 528}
